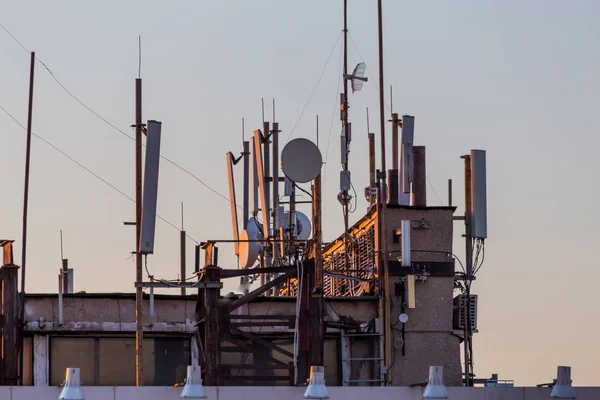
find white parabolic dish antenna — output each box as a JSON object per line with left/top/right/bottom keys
{"left": 239, "top": 217, "right": 262, "bottom": 269}
{"left": 281, "top": 138, "right": 322, "bottom": 183}
{"left": 282, "top": 211, "right": 312, "bottom": 241}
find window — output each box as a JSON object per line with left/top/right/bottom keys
{"left": 50, "top": 336, "right": 190, "bottom": 386}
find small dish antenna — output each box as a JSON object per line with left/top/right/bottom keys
{"left": 239, "top": 217, "right": 263, "bottom": 269}
{"left": 399, "top": 313, "right": 409, "bottom": 324}
{"left": 344, "top": 62, "right": 368, "bottom": 93}
{"left": 281, "top": 138, "right": 322, "bottom": 183}
{"left": 295, "top": 211, "right": 312, "bottom": 241}
{"left": 283, "top": 211, "right": 313, "bottom": 241}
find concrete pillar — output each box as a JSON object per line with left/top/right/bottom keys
{"left": 33, "top": 335, "right": 49, "bottom": 386}
{"left": 413, "top": 146, "right": 427, "bottom": 207}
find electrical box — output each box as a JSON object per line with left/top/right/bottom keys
{"left": 340, "top": 171, "right": 351, "bottom": 191}
{"left": 453, "top": 294, "right": 478, "bottom": 331}
{"left": 340, "top": 135, "right": 348, "bottom": 164}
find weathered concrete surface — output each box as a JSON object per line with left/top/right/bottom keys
{"left": 24, "top": 295, "right": 377, "bottom": 334}
{"left": 24, "top": 295, "right": 197, "bottom": 326}
{"left": 388, "top": 275, "right": 462, "bottom": 386}
{"left": 4, "top": 386, "right": 600, "bottom": 400}
{"left": 384, "top": 206, "right": 455, "bottom": 263}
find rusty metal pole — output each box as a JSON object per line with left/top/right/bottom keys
{"left": 391, "top": 113, "right": 399, "bottom": 171}
{"left": 376, "top": 0, "right": 391, "bottom": 385}
{"left": 20, "top": 51, "right": 35, "bottom": 297}
{"left": 19, "top": 51, "right": 35, "bottom": 385}
{"left": 308, "top": 174, "right": 324, "bottom": 367}
{"left": 463, "top": 155, "right": 473, "bottom": 386}
{"left": 135, "top": 78, "right": 144, "bottom": 386}
{"left": 180, "top": 230, "right": 186, "bottom": 295}
{"left": 342, "top": 0, "right": 350, "bottom": 273}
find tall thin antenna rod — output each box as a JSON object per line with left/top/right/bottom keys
{"left": 377, "top": 1, "right": 387, "bottom": 175}
{"left": 341, "top": 0, "right": 350, "bottom": 272}
{"left": 138, "top": 36, "right": 142, "bottom": 79}
{"left": 60, "top": 230, "right": 64, "bottom": 260}
{"left": 180, "top": 201, "right": 186, "bottom": 296}
{"left": 272, "top": 98, "right": 276, "bottom": 122}
{"left": 376, "top": 0, "right": 391, "bottom": 385}
{"left": 134, "top": 77, "right": 144, "bottom": 387}
{"left": 21, "top": 51, "right": 35, "bottom": 296}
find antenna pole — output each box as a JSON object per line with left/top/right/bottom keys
{"left": 463, "top": 155, "right": 473, "bottom": 386}
{"left": 341, "top": 0, "right": 350, "bottom": 272}
{"left": 376, "top": 0, "right": 391, "bottom": 385}
{"left": 272, "top": 122, "right": 280, "bottom": 271}
{"left": 134, "top": 77, "right": 144, "bottom": 387}
{"left": 20, "top": 51, "right": 35, "bottom": 297}
{"left": 19, "top": 51, "right": 35, "bottom": 385}
{"left": 180, "top": 202, "right": 186, "bottom": 295}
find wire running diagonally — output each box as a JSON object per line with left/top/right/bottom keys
{"left": 323, "top": 41, "right": 344, "bottom": 185}
{"left": 347, "top": 32, "right": 392, "bottom": 112}
{"left": 0, "top": 21, "right": 238, "bottom": 210}
{"left": 286, "top": 31, "right": 343, "bottom": 142}
{"left": 0, "top": 103, "right": 198, "bottom": 243}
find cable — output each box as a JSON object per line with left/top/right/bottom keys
{"left": 323, "top": 42, "right": 344, "bottom": 184}
{"left": 286, "top": 31, "right": 343, "bottom": 142}
{"left": 348, "top": 181, "right": 358, "bottom": 213}
{"left": 0, "top": 103, "right": 199, "bottom": 244}
{"left": 473, "top": 239, "right": 485, "bottom": 276}
{"left": 427, "top": 177, "right": 444, "bottom": 206}
{"left": 0, "top": 21, "right": 239, "bottom": 210}
{"left": 325, "top": 299, "right": 342, "bottom": 321}
{"left": 347, "top": 33, "right": 391, "bottom": 112}
{"left": 384, "top": 248, "right": 466, "bottom": 274}
{"left": 293, "top": 183, "right": 313, "bottom": 199}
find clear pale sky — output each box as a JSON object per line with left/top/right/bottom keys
{"left": 1, "top": 0, "right": 599, "bottom": 387}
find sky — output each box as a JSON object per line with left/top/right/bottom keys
{"left": 1, "top": 0, "right": 599, "bottom": 387}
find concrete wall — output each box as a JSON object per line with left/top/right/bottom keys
{"left": 383, "top": 206, "right": 455, "bottom": 263}
{"left": 22, "top": 294, "right": 379, "bottom": 387}
{"left": 389, "top": 276, "right": 462, "bottom": 386}
{"left": 2, "top": 386, "right": 600, "bottom": 400}
{"left": 24, "top": 295, "right": 197, "bottom": 332}
{"left": 381, "top": 206, "right": 462, "bottom": 386}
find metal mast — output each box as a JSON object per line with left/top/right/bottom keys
{"left": 341, "top": 0, "right": 350, "bottom": 270}
{"left": 134, "top": 78, "right": 144, "bottom": 386}
{"left": 376, "top": 0, "right": 391, "bottom": 385}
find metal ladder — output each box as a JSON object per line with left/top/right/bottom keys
{"left": 340, "top": 319, "right": 386, "bottom": 386}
